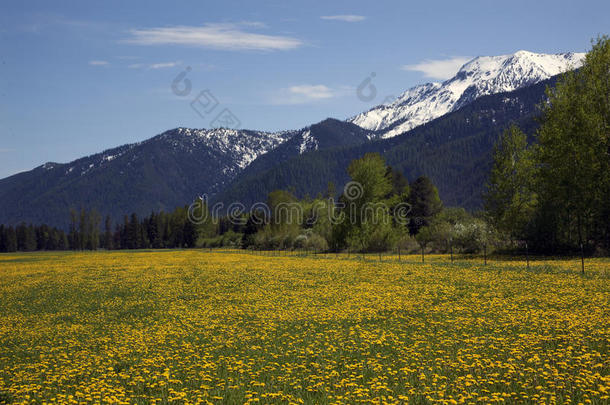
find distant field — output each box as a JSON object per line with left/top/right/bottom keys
{"left": 0, "top": 251, "right": 608, "bottom": 404}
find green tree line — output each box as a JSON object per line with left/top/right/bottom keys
{"left": 484, "top": 37, "right": 610, "bottom": 253}
{"left": 0, "top": 223, "right": 68, "bottom": 252}
{"left": 3, "top": 37, "right": 607, "bottom": 256}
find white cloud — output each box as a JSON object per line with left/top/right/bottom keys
{"left": 237, "top": 21, "right": 268, "bottom": 29}
{"left": 127, "top": 61, "right": 182, "bottom": 69}
{"left": 88, "top": 60, "right": 109, "bottom": 66}
{"left": 402, "top": 56, "right": 472, "bottom": 80}
{"left": 289, "top": 84, "right": 334, "bottom": 99}
{"left": 271, "top": 84, "right": 351, "bottom": 105}
{"left": 124, "top": 23, "right": 303, "bottom": 51}
{"left": 320, "top": 15, "right": 366, "bottom": 22}
{"left": 149, "top": 61, "right": 180, "bottom": 69}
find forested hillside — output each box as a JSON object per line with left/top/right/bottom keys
{"left": 216, "top": 75, "right": 557, "bottom": 209}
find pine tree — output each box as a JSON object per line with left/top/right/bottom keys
{"left": 408, "top": 176, "right": 443, "bottom": 235}
{"left": 5, "top": 226, "right": 17, "bottom": 252}
{"left": 104, "top": 216, "right": 113, "bottom": 250}
{"left": 87, "top": 209, "right": 101, "bottom": 250}
{"left": 128, "top": 213, "right": 139, "bottom": 249}
{"left": 183, "top": 220, "right": 198, "bottom": 248}
{"left": 25, "top": 225, "right": 37, "bottom": 251}
{"left": 0, "top": 225, "right": 6, "bottom": 252}
{"left": 114, "top": 224, "right": 123, "bottom": 249}
{"left": 79, "top": 208, "right": 88, "bottom": 250}
{"left": 69, "top": 209, "right": 79, "bottom": 250}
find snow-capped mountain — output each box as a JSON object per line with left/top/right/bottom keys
{"left": 0, "top": 126, "right": 294, "bottom": 228}
{"left": 216, "top": 118, "right": 372, "bottom": 203}
{"left": 350, "top": 50, "right": 585, "bottom": 138}
{"left": 0, "top": 50, "right": 585, "bottom": 228}
{"left": 158, "top": 127, "right": 291, "bottom": 173}
{"left": 52, "top": 127, "right": 292, "bottom": 191}
{"left": 0, "top": 120, "right": 363, "bottom": 227}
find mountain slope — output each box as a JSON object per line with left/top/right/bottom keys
{"left": 350, "top": 50, "right": 583, "bottom": 139}
{"left": 234, "top": 118, "right": 372, "bottom": 177}
{"left": 0, "top": 51, "right": 580, "bottom": 227}
{"left": 216, "top": 74, "right": 559, "bottom": 209}
{"left": 0, "top": 128, "right": 291, "bottom": 228}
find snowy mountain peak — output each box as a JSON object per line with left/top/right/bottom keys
{"left": 298, "top": 130, "right": 317, "bottom": 154}
{"left": 162, "top": 127, "right": 291, "bottom": 169}
{"left": 350, "top": 50, "right": 585, "bottom": 138}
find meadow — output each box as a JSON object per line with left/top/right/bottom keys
{"left": 0, "top": 250, "right": 608, "bottom": 404}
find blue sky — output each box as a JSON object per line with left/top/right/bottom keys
{"left": 1, "top": 0, "right": 608, "bottom": 178}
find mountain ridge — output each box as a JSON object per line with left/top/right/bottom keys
{"left": 0, "top": 50, "right": 579, "bottom": 228}
{"left": 349, "top": 50, "right": 584, "bottom": 138}
{"left": 215, "top": 74, "right": 559, "bottom": 210}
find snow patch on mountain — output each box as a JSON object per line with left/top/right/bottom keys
{"left": 350, "top": 50, "right": 585, "bottom": 139}
{"left": 298, "top": 130, "right": 319, "bottom": 154}
{"left": 167, "top": 127, "right": 291, "bottom": 169}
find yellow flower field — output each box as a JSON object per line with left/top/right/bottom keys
{"left": 0, "top": 250, "right": 608, "bottom": 404}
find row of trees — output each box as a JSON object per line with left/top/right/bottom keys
{"left": 0, "top": 223, "right": 69, "bottom": 252}
{"left": 484, "top": 37, "right": 610, "bottom": 253}
{"left": 0, "top": 148, "right": 527, "bottom": 255}
{"left": 4, "top": 38, "right": 606, "bottom": 255}
{"left": 0, "top": 154, "right": 491, "bottom": 254}
{"left": 0, "top": 207, "right": 202, "bottom": 252}
{"left": 217, "top": 153, "right": 489, "bottom": 254}
{"left": 0, "top": 152, "right": 455, "bottom": 253}
{"left": 106, "top": 209, "right": 200, "bottom": 250}
{"left": 236, "top": 153, "right": 427, "bottom": 252}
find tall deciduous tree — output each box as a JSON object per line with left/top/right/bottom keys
{"left": 535, "top": 36, "right": 610, "bottom": 250}
{"left": 334, "top": 153, "right": 397, "bottom": 252}
{"left": 484, "top": 125, "right": 537, "bottom": 241}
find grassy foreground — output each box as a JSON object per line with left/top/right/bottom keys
{"left": 0, "top": 251, "right": 608, "bottom": 404}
